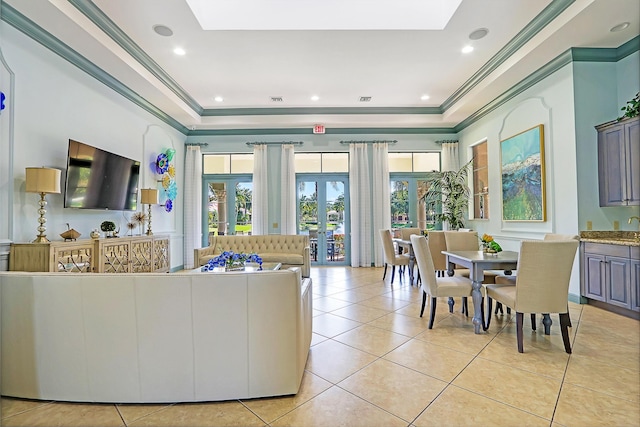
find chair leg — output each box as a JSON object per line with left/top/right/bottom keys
{"left": 516, "top": 312, "right": 524, "bottom": 353}
{"left": 531, "top": 313, "right": 537, "bottom": 331}
{"left": 391, "top": 265, "right": 396, "bottom": 283}
{"left": 559, "top": 313, "right": 572, "bottom": 354}
{"left": 420, "top": 291, "right": 427, "bottom": 317}
{"left": 382, "top": 264, "right": 388, "bottom": 280}
{"left": 485, "top": 297, "right": 493, "bottom": 330}
{"left": 462, "top": 297, "right": 468, "bottom": 316}
{"left": 495, "top": 302, "right": 503, "bottom": 315}
{"left": 429, "top": 297, "right": 437, "bottom": 329}
{"left": 542, "top": 313, "right": 552, "bottom": 335}
{"left": 448, "top": 297, "right": 454, "bottom": 313}
{"left": 566, "top": 304, "right": 572, "bottom": 327}
{"left": 507, "top": 307, "right": 511, "bottom": 314}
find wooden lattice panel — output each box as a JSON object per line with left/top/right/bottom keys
{"left": 131, "top": 240, "right": 153, "bottom": 272}
{"left": 101, "top": 242, "right": 131, "bottom": 273}
{"left": 153, "top": 238, "right": 170, "bottom": 272}
{"left": 55, "top": 247, "right": 93, "bottom": 273}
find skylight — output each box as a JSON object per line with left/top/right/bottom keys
{"left": 185, "top": 0, "right": 463, "bottom": 30}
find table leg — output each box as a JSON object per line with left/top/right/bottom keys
{"left": 471, "top": 279, "right": 483, "bottom": 334}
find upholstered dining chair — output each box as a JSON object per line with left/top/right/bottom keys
{"left": 426, "top": 231, "right": 448, "bottom": 277}
{"left": 379, "top": 229, "right": 410, "bottom": 283}
{"left": 485, "top": 239, "right": 579, "bottom": 353}
{"left": 410, "top": 234, "right": 475, "bottom": 329}
{"left": 399, "top": 227, "right": 421, "bottom": 240}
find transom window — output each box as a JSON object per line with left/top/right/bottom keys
{"left": 388, "top": 152, "right": 440, "bottom": 172}
{"left": 203, "top": 154, "right": 253, "bottom": 174}
{"left": 294, "top": 153, "right": 349, "bottom": 172}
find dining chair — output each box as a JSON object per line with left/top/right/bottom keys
{"left": 379, "top": 229, "right": 410, "bottom": 283}
{"left": 410, "top": 234, "right": 475, "bottom": 329}
{"left": 485, "top": 239, "right": 579, "bottom": 353}
{"left": 426, "top": 230, "right": 448, "bottom": 277}
{"left": 399, "top": 227, "right": 421, "bottom": 240}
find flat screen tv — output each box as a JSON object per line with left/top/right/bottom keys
{"left": 64, "top": 139, "right": 140, "bottom": 211}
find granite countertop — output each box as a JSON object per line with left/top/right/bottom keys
{"left": 580, "top": 231, "right": 640, "bottom": 247}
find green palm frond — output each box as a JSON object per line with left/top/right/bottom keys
{"left": 421, "top": 159, "right": 472, "bottom": 230}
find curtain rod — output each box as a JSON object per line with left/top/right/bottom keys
{"left": 185, "top": 142, "right": 209, "bottom": 146}
{"left": 435, "top": 140, "right": 458, "bottom": 144}
{"left": 339, "top": 140, "right": 397, "bottom": 144}
{"left": 246, "top": 141, "right": 304, "bottom": 146}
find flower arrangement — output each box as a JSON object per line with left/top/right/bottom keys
{"left": 480, "top": 233, "right": 502, "bottom": 253}
{"left": 204, "top": 251, "right": 263, "bottom": 271}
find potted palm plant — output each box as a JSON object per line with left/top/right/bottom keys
{"left": 421, "top": 159, "right": 473, "bottom": 230}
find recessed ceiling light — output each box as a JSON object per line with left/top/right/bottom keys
{"left": 152, "top": 24, "right": 173, "bottom": 37}
{"left": 421, "top": 94, "right": 430, "bottom": 101}
{"left": 311, "top": 95, "right": 320, "bottom": 101}
{"left": 214, "top": 96, "right": 223, "bottom": 102}
{"left": 461, "top": 45, "right": 474, "bottom": 54}
{"left": 173, "top": 47, "right": 186, "bottom": 55}
{"left": 469, "top": 28, "right": 488, "bottom": 40}
{"left": 610, "top": 22, "right": 630, "bottom": 32}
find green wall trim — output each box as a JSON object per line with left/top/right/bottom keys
{"left": 441, "top": 0, "right": 576, "bottom": 112}
{"left": 568, "top": 293, "right": 587, "bottom": 305}
{"left": 201, "top": 106, "right": 442, "bottom": 116}
{"left": 68, "top": 0, "right": 202, "bottom": 115}
{"left": 0, "top": 2, "right": 190, "bottom": 135}
{"left": 187, "top": 127, "right": 457, "bottom": 136}
{"left": 616, "top": 35, "right": 640, "bottom": 60}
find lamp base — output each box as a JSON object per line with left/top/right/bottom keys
{"left": 32, "top": 235, "right": 50, "bottom": 244}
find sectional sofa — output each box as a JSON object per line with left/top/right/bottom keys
{"left": 0, "top": 267, "right": 312, "bottom": 403}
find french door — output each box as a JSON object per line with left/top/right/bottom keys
{"left": 390, "top": 174, "right": 439, "bottom": 231}
{"left": 297, "top": 175, "right": 349, "bottom": 265}
{"left": 202, "top": 176, "right": 253, "bottom": 246}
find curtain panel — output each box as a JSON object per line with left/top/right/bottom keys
{"left": 372, "top": 142, "right": 391, "bottom": 267}
{"left": 183, "top": 145, "right": 202, "bottom": 269}
{"left": 252, "top": 145, "right": 269, "bottom": 235}
{"left": 280, "top": 144, "right": 297, "bottom": 235}
{"left": 441, "top": 142, "right": 459, "bottom": 172}
{"left": 349, "top": 143, "right": 371, "bottom": 267}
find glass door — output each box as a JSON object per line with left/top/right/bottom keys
{"left": 390, "top": 175, "right": 439, "bottom": 232}
{"left": 297, "top": 175, "right": 349, "bottom": 265}
{"left": 203, "top": 176, "right": 252, "bottom": 246}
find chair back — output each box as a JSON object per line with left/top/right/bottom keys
{"left": 543, "top": 233, "right": 579, "bottom": 241}
{"left": 410, "top": 234, "right": 438, "bottom": 295}
{"left": 426, "top": 230, "right": 447, "bottom": 271}
{"left": 444, "top": 230, "right": 479, "bottom": 251}
{"left": 399, "top": 228, "right": 421, "bottom": 240}
{"left": 379, "top": 229, "right": 397, "bottom": 262}
{"left": 514, "top": 240, "right": 579, "bottom": 314}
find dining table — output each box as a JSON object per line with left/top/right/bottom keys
{"left": 442, "top": 249, "right": 519, "bottom": 334}
{"left": 393, "top": 238, "right": 416, "bottom": 284}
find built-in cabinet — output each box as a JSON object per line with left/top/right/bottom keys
{"left": 581, "top": 242, "right": 640, "bottom": 312}
{"left": 596, "top": 116, "right": 640, "bottom": 206}
{"left": 10, "top": 235, "right": 170, "bottom": 273}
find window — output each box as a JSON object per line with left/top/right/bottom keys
{"left": 388, "top": 152, "right": 440, "bottom": 172}
{"left": 203, "top": 154, "right": 253, "bottom": 174}
{"left": 471, "top": 141, "right": 489, "bottom": 219}
{"left": 295, "top": 153, "right": 349, "bottom": 173}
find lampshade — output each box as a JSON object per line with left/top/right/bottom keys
{"left": 25, "top": 167, "right": 61, "bottom": 194}
{"left": 140, "top": 188, "right": 158, "bottom": 205}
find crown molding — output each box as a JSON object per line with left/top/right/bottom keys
{"left": 187, "top": 127, "right": 456, "bottom": 137}
{"left": 201, "top": 106, "right": 442, "bottom": 117}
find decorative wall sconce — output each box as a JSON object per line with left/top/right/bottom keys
{"left": 25, "top": 167, "right": 61, "bottom": 243}
{"left": 140, "top": 188, "right": 159, "bottom": 235}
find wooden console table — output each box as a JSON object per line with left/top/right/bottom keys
{"left": 9, "top": 235, "right": 170, "bottom": 273}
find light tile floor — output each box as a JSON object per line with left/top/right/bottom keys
{"left": 2, "top": 266, "right": 639, "bottom": 427}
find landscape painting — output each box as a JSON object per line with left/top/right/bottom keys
{"left": 500, "top": 124, "right": 546, "bottom": 221}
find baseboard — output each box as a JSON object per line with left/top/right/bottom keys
{"left": 586, "top": 299, "right": 640, "bottom": 320}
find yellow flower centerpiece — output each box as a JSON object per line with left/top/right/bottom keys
{"left": 480, "top": 233, "right": 502, "bottom": 254}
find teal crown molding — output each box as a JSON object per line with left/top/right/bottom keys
{"left": 201, "top": 106, "right": 442, "bottom": 117}
{"left": 0, "top": 2, "right": 190, "bottom": 135}
{"left": 68, "top": 0, "right": 202, "bottom": 115}
{"left": 571, "top": 35, "right": 640, "bottom": 62}
{"left": 187, "top": 127, "right": 456, "bottom": 137}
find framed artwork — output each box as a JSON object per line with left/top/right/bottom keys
{"left": 500, "top": 124, "right": 546, "bottom": 221}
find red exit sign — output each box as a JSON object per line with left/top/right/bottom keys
{"left": 313, "top": 124, "right": 325, "bottom": 134}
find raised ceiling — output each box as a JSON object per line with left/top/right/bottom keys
{"left": 4, "top": 0, "right": 639, "bottom": 132}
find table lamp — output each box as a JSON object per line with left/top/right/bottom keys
{"left": 25, "top": 167, "right": 61, "bottom": 243}
{"left": 140, "top": 188, "right": 158, "bottom": 235}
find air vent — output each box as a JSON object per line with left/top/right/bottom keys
{"left": 359, "top": 96, "right": 372, "bottom": 102}
{"left": 270, "top": 96, "right": 284, "bottom": 102}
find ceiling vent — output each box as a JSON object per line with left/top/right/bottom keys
{"left": 359, "top": 96, "right": 372, "bottom": 102}
{"left": 270, "top": 96, "right": 284, "bottom": 102}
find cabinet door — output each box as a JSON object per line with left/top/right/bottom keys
{"left": 583, "top": 253, "right": 606, "bottom": 301}
{"left": 625, "top": 119, "right": 640, "bottom": 205}
{"left": 632, "top": 259, "right": 640, "bottom": 312}
{"left": 99, "top": 240, "right": 131, "bottom": 273}
{"left": 606, "top": 256, "right": 631, "bottom": 309}
{"left": 598, "top": 125, "right": 626, "bottom": 206}
{"left": 130, "top": 238, "right": 153, "bottom": 272}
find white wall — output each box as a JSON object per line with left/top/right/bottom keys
{"left": 0, "top": 24, "right": 186, "bottom": 269}
{"left": 457, "top": 63, "right": 582, "bottom": 296}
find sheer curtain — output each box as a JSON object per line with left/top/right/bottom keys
{"left": 280, "top": 144, "right": 297, "bottom": 235}
{"left": 441, "top": 142, "right": 460, "bottom": 172}
{"left": 183, "top": 145, "right": 202, "bottom": 269}
{"left": 349, "top": 143, "right": 371, "bottom": 267}
{"left": 252, "top": 144, "right": 269, "bottom": 235}
{"left": 372, "top": 142, "right": 391, "bottom": 267}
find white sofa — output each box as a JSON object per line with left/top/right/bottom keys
{"left": 0, "top": 268, "right": 312, "bottom": 403}
{"left": 195, "top": 234, "right": 311, "bottom": 277}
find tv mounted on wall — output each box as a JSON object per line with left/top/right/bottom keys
{"left": 64, "top": 139, "right": 140, "bottom": 211}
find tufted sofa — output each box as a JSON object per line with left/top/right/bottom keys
{"left": 195, "top": 234, "right": 311, "bottom": 277}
